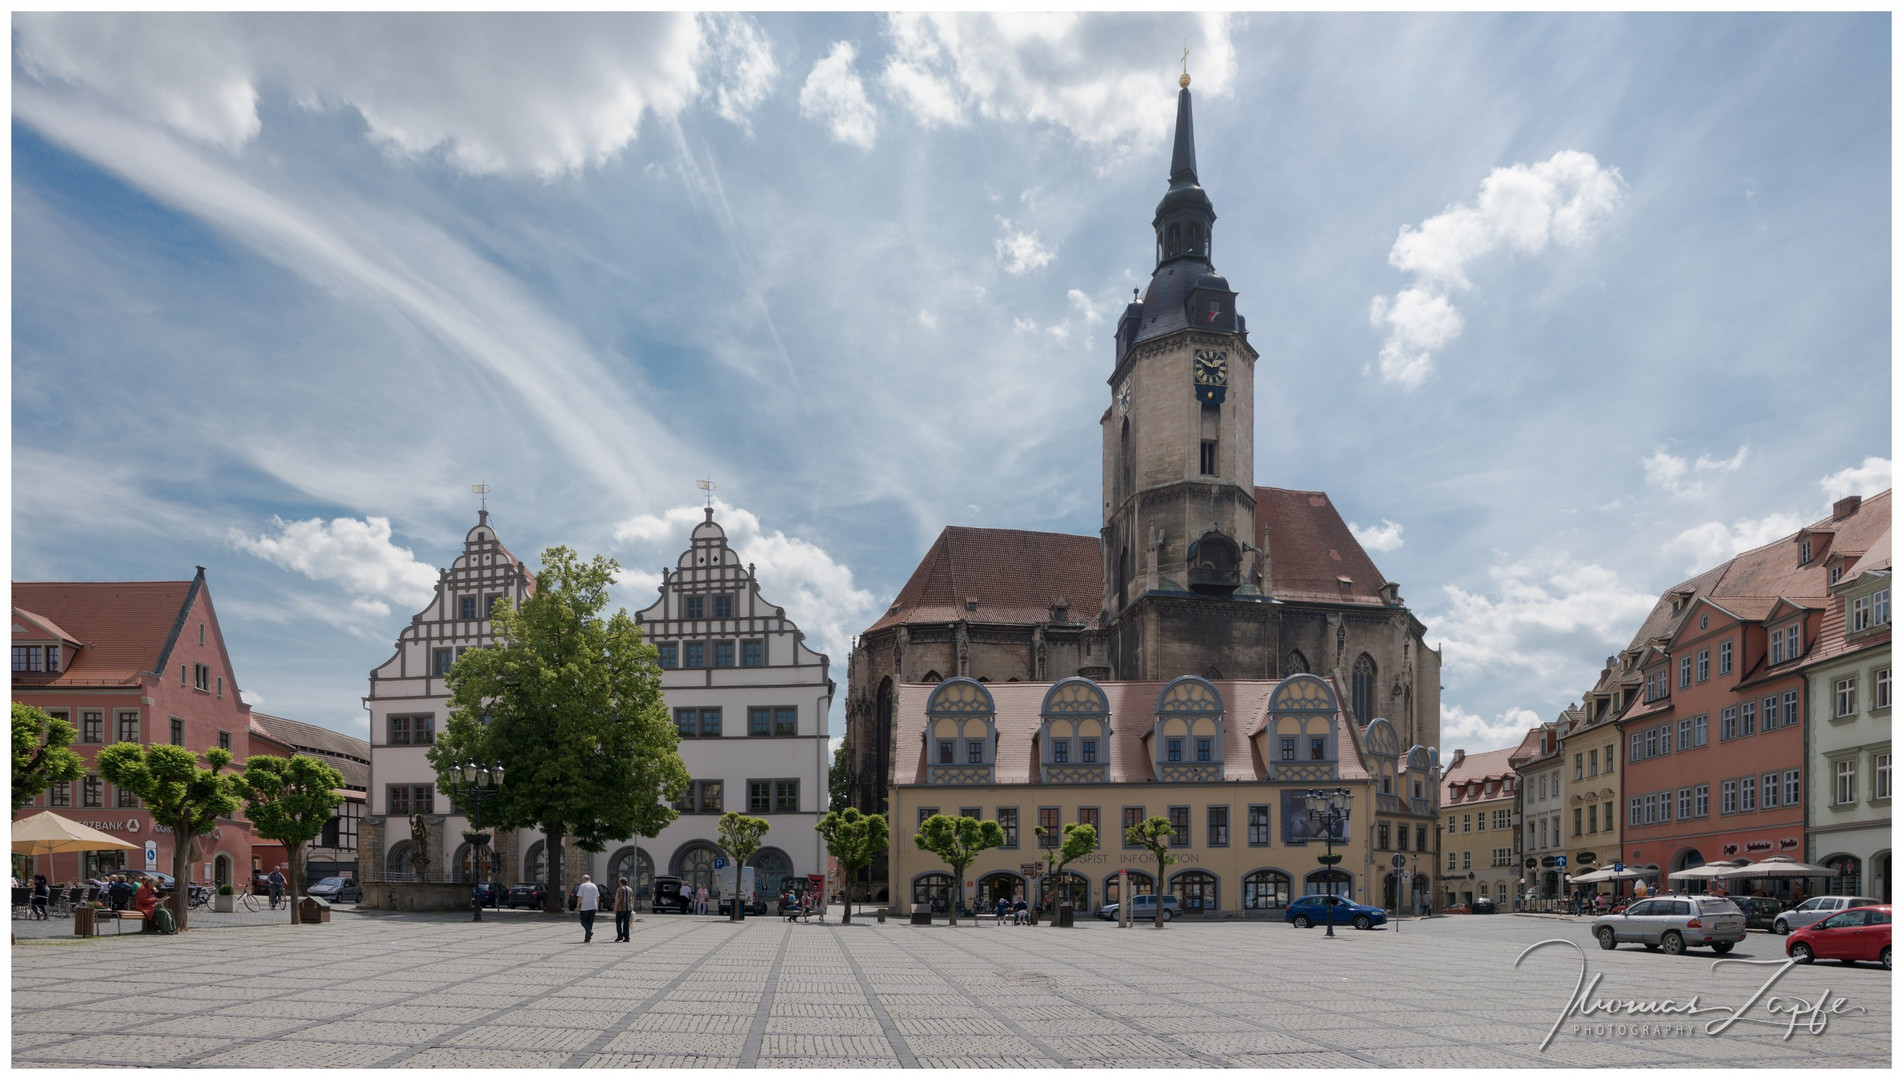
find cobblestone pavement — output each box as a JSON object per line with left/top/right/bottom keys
{"left": 12, "top": 910, "right": 1891, "bottom": 1068}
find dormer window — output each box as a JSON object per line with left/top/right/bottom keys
{"left": 1830, "top": 564, "right": 1844, "bottom": 584}
{"left": 925, "top": 678, "right": 997, "bottom": 785}
{"left": 1153, "top": 676, "right": 1224, "bottom": 780}
{"left": 1769, "top": 623, "right": 1801, "bottom": 665}
{"left": 1800, "top": 538, "right": 1813, "bottom": 564}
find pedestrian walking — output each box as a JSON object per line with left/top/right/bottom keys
{"left": 695, "top": 883, "right": 709, "bottom": 916}
{"left": 576, "top": 874, "right": 600, "bottom": 942}
{"left": 613, "top": 877, "right": 634, "bottom": 942}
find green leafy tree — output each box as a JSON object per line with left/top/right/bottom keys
{"left": 1124, "top": 816, "right": 1178, "bottom": 928}
{"left": 913, "top": 814, "right": 1005, "bottom": 926}
{"left": 815, "top": 806, "right": 888, "bottom": 924}
{"left": 242, "top": 754, "right": 346, "bottom": 925}
{"left": 715, "top": 811, "right": 770, "bottom": 921}
{"left": 431, "top": 546, "right": 689, "bottom": 914}
{"left": 828, "top": 740, "right": 853, "bottom": 814}
{"left": 12, "top": 703, "right": 84, "bottom": 812}
{"left": 97, "top": 743, "right": 245, "bottom": 932}
{"left": 1035, "top": 822, "right": 1099, "bottom": 918}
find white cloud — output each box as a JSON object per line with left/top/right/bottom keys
{"left": 1371, "top": 150, "right": 1624, "bottom": 388}
{"left": 15, "top": 12, "right": 730, "bottom": 178}
{"left": 877, "top": 13, "right": 1237, "bottom": 164}
{"left": 612, "top": 501, "right": 878, "bottom": 665}
{"left": 1641, "top": 444, "right": 1747, "bottom": 497}
{"left": 917, "top": 309, "right": 938, "bottom": 330}
{"left": 1348, "top": 519, "right": 1405, "bottom": 553}
{"left": 1426, "top": 553, "right": 1657, "bottom": 692}
{"left": 230, "top": 516, "right": 439, "bottom": 610}
{"left": 1441, "top": 703, "right": 1545, "bottom": 752}
{"left": 994, "top": 219, "right": 1055, "bottom": 275}
{"left": 1820, "top": 456, "right": 1891, "bottom": 503}
{"left": 799, "top": 41, "right": 878, "bottom": 150}
{"left": 1668, "top": 513, "right": 1806, "bottom": 575}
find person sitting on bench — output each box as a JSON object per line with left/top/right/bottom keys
{"left": 133, "top": 877, "right": 159, "bottom": 923}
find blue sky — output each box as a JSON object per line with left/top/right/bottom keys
{"left": 11, "top": 13, "right": 1891, "bottom": 754}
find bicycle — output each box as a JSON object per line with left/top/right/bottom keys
{"left": 236, "top": 885, "right": 261, "bottom": 912}
{"left": 186, "top": 885, "right": 213, "bottom": 910}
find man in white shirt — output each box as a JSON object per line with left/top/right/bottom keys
{"left": 575, "top": 874, "right": 600, "bottom": 943}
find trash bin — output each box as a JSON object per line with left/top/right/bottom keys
{"left": 876, "top": 908, "right": 886, "bottom": 924}
{"left": 1054, "top": 908, "right": 1074, "bottom": 928}
{"left": 298, "top": 897, "right": 331, "bottom": 924}
{"left": 910, "top": 910, "right": 933, "bottom": 925}
{"left": 74, "top": 906, "right": 96, "bottom": 937}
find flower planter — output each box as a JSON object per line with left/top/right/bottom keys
{"left": 214, "top": 894, "right": 236, "bottom": 913}
{"left": 73, "top": 907, "right": 97, "bottom": 937}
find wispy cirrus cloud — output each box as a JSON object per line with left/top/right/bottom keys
{"left": 1641, "top": 444, "right": 1747, "bottom": 497}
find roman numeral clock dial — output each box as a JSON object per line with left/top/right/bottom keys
{"left": 1193, "top": 349, "right": 1228, "bottom": 405}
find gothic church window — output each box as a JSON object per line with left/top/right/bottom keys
{"left": 1351, "top": 654, "right": 1377, "bottom": 724}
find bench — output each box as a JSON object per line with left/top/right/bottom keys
{"left": 97, "top": 910, "right": 151, "bottom": 935}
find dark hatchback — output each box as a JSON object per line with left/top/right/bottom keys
{"left": 1736, "top": 896, "right": 1782, "bottom": 932}
{"left": 470, "top": 881, "right": 503, "bottom": 907}
{"left": 506, "top": 883, "right": 546, "bottom": 909}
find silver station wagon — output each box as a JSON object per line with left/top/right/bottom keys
{"left": 1592, "top": 894, "right": 1746, "bottom": 955}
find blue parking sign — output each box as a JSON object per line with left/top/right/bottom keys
{"left": 713, "top": 857, "right": 727, "bottom": 870}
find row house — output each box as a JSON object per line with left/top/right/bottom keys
{"left": 250, "top": 711, "right": 371, "bottom": 884}
{"left": 885, "top": 673, "right": 1442, "bottom": 918}
{"left": 1441, "top": 743, "right": 1527, "bottom": 909}
{"left": 1802, "top": 524, "right": 1890, "bottom": 901}
{"left": 1513, "top": 721, "right": 1566, "bottom": 900}
{"left": 12, "top": 568, "right": 287, "bottom": 887}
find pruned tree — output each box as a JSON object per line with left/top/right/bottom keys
{"left": 815, "top": 806, "right": 888, "bottom": 924}
{"left": 242, "top": 754, "right": 346, "bottom": 925}
{"left": 1035, "top": 821, "right": 1099, "bottom": 919}
{"left": 1124, "top": 815, "right": 1178, "bottom": 928}
{"left": 828, "top": 740, "right": 853, "bottom": 814}
{"left": 97, "top": 743, "right": 245, "bottom": 932}
{"left": 12, "top": 703, "right": 84, "bottom": 812}
{"left": 432, "top": 546, "right": 690, "bottom": 915}
{"left": 913, "top": 814, "right": 1004, "bottom": 926}
{"left": 715, "top": 811, "right": 770, "bottom": 921}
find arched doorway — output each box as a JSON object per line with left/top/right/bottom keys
{"left": 977, "top": 871, "right": 1026, "bottom": 908}
{"left": 523, "top": 840, "right": 546, "bottom": 884}
{"left": 213, "top": 853, "right": 234, "bottom": 888}
{"left": 1102, "top": 871, "right": 1154, "bottom": 907}
{"left": 674, "top": 844, "right": 719, "bottom": 896}
{"left": 1242, "top": 869, "right": 1291, "bottom": 912}
{"left": 751, "top": 848, "right": 792, "bottom": 900}
{"left": 912, "top": 872, "right": 955, "bottom": 915}
{"left": 385, "top": 842, "right": 414, "bottom": 881}
{"left": 1305, "top": 868, "right": 1352, "bottom": 898}
{"left": 1171, "top": 870, "right": 1218, "bottom": 914}
{"left": 1044, "top": 871, "right": 1088, "bottom": 912}
{"left": 607, "top": 846, "right": 654, "bottom": 899}
{"left": 1383, "top": 872, "right": 1400, "bottom": 911}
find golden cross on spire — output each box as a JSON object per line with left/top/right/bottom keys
{"left": 1180, "top": 47, "right": 1191, "bottom": 88}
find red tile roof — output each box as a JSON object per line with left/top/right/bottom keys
{"left": 11, "top": 580, "right": 198, "bottom": 685}
{"left": 1443, "top": 745, "right": 1522, "bottom": 794}
{"left": 891, "top": 678, "right": 1368, "bottom": 785}
{"left": 1256, "top": 488, "right": 1391, "bottom": 606}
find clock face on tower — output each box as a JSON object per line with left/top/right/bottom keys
{"left": 1193, "top": 348, "right": 1228, "bottom": 405}
{"left": 1118, "top": 378, "right": 1132, "bottom": 416}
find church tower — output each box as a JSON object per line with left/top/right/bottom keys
{"left": 1100, "top": 72, "right": 1270, "bottom": 681}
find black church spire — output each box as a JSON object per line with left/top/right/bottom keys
{"left": 1169, "top": 76, "right": 1199, "bottom": 184}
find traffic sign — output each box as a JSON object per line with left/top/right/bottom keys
{"left": 1554, "top": 856, "right": 1567, "bottom": 868}
{"left": 1390, "top": 853, "right": 1407, "bottom": 870}
{"left": 1612, "top": 862, "right": 1625, "bottom": 873}
{"left": 713, "top": 856, "right": 727, "bottom": 870}
{"left": 144, "top": 841, "right": 158, "bottom": 871}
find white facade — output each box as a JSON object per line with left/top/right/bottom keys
{"left": 365, "top": 510, "right": 535, "bottom": 880}
{"left": 1806, "top": 546, "right": 1891, "bottom": 902}
{"left": 585, "top": 508, "right": 833, "bottom": 904}
{"left": 1519, "top": 747, "right": 1566, "bottom": 900}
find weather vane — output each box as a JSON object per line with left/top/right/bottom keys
{"left": 697, "top": 478, "right": 716, "bottom": 509}
{"left": 471, "top": 480, "right": 492, "bottom": 512}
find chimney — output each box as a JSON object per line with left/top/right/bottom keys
{"left": 1833, "top": 494, "right": 1863, "bottom": 520}
{"left": 1449, "top": 748, "right": 1466, "bottom": 769}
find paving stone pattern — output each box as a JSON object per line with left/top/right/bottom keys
{"left": 12, "top": 911, "right": 1891, "bottom": 1068}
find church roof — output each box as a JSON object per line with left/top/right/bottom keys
{"left": 1255, "top": 488, "right": 1392, "bottom": 606}
{"left": 11, "top": 576, "right": 203, "bottom": 686}
{"left": 865, "top": 527, "right": 1101, "bottom": 634}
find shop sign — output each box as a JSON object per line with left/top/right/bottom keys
{"left": 1575, "top": 851, "right": 1597, "bottom": 864}
{"left": 1722, "top": 844, "right": 1740, "bottom": 856}
{"left": 1779, "top": 837, "right": 1800, "bottom": 849}
{"left": 78, "top": 820, "right": 139, "bottom": 832}
{"left": 1745, "top": 839, "right": 1773, "bottom": 852}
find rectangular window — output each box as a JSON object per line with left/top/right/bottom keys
{"left": 1195, "top": 737, "right": 1212, "bottom": 762}
{"left": 1193, "top": 806, "right": 1227, "bottom": 848}
{"left": 459, "top": 595, "right": 478, "bottom": 619}
{"left": 1694, "top": 714, "right": 1708, "bottom": 747}
{"left": 1309, "top": 737, "right": 1326, "bottom": 761}
{"left": 684, "top": 642, "right": 705, "bottom": 668}
{"left": 1875, "top": 754, "right": 1892, "bottom": 801}
{"left": 1739, "top": 776, "right": 1756, "bottom": 812}
{"left": 116, "top": 712, "right": 139, "bottom": 743}
{"left": 1677, "top": 718, "right": 1692, "bottom": 752}
{"left": 389, "top": 715, "right": 411, "bottom": 744}
{"left": 49, "top": 781, "right": 71, "bottom": 807}
{"left": 1574, "top": 753, "right": 1583, "bottom": 780}
{"left": 1630, "top": 733, "right": 1642, "bottom": 762}
{"left": 170, "top": 718, "right": 185, "bottom": 746}
{"left": 1677, "top": 787, "right": 1692, "bottom": 820}
{"left": 1770, "top": 629, "right": 1786, "bottom": 665}
{"left": 1462, "top": 851, "right": 1472, "bottom": 870}
{"left": 1718, "top": 639, "right": 1732, "bottom": 675}
{"left": 81, "top": 711, "right": 103, "bottom": 743}
{"left": 1877, "top": 668, "right": 1891, "bottom": 709}
{"left": 431, "top": 649, "right": 453, "bottom": 677}
{"left": 1679, "top": 656, "right": 1693, "bottom": 688}
{"left": 1122, "top": 807, "right": 1144, "bottom": 848}
{"left": 713, "top": 595, "right": 734, "bottom": 619}
{"left": 657, "top": 643, "right": 677, "bottom": 669}
{"left": 1573, "top": 808, "right": 1583, "bottom": 836}
{"left": 774, "top": 707, "right": 797, "bottom": 736}
{"left": 1588, "top": 803, "right": 1598, "bottom": 833}
{"left": 1642, "top": 793, "right": 1656, "bottom": 825}
{"left": 1051, "top": 739, "right": 1069, "bottom": 764}
{"left": 1837, "top": 677, "right": 1858, "bottom": 717}
{"left": 117, "top": 785, "right": 138, "bottom": 808}
{"left": 1377, "top": 822, "right": 1390, "bottom": 850}
{"left": 1247, "top": 804, "right": 1271, "bottom": 845}
{"left": 387, "top": 785, "right": 434, "bottom": 815}
{"left": 192, "top": 663, "right": 211, "bottom": 691}
{"left": 1835, "top": 760, "right": 1856, "bottom": 805}
{"left": 918, "top": 806, "right": 937, "bottom": 828}
{"left": 695, "top": 780, "right": 724, "bottom": 814}
{"left": 82, "top": 776, "right": 103, "bottom": 808}
{"left": 741, "top": 640, "right": 764, "bottom": 667}
{"left": 1645, "top": 728, "right": 1658, "bottom": 758}
{"left": 1279, "top": 737, "right": 1296, "bottom": 762}
{"left": 675, "top": 708, "right": 698, "bottom": 737}
{"left": 775, "top": 780, "right": 799, "bottom": 813}
{"left": 1851, "top": 595, "right": 1871, "bottom": 630}
{"left": 1721, "top": 707, "right": 1738, "bottom": 741}
{"left": 1167, "top": 806, "right": 1190, "bottom": 847}
{"left": 1494, "top": 809, "right": 1511, "bottom": 830}
{"left": 750, "top": 707, "right": 772, "bottom": 737}
{"left": 1398, "top": 824, "right": 1411, "bottom": 851}
{"left": 1166, "top": 737, "right": 1183, "bottom": 763}
{"left": 698, "top": 709, "right": 721, "bottom": 737}
{"left": 1416, "top": 825, "right": 1427, "bottom": 851}
{"left": 937, "top": 740, "right": 954, "bottom": 764}
{"left": 1782, "top": 770, "right": 1799, "bottom": 807}
{"left": 217, "top": 731, "right": 231, "bottom": 752}
{"left": 1693, "top": 784, "right": 1708, "bottom": 817}
{"left": 997, "top": 807, "right": 1019, "bottom": 847}
{"left": 1589, "top": 748, "right": 1599, "bottom": 776}
{"left": 12, "top": 645, "right": 37, "bottom": 672}
{"left": 713, "top": 641, "right": 735, "bottom": 668}
{"left": 749, "top": 781, "right": 771, "bottom": 813}
{"left": 1038, "top": 807, "right": 1061, "bottom": 848}
{"left": 1720, "top": 780, "right": 1737, "bottom": 815}
{"left": 1783, "top": 691, "right": 1799, "bottom": 728}
{"left": 1656, "top": 724, "right": 1671, "bottom": 756}
{"left": 1658, "top": 790, "right": 1674, "bottom": 822}
{"left": 967, "top": 740, "right": 984, "bottom": 764}
{"left": 1462, "top": 813, "right": 1471, "bottom": 833}
{"left": 1877, "top": 588, "right": 1892, "bottom": 625}
{"left": 1762, "top": 772, "right": 1780, "bottom": 809}
{"left": 1080, "top": 738, "right": 1097, "bottom": 763}
{"left": 684, "top": 596, "right": 704, "bottom": 620}
{"left": 1696, "top": 649, "right": 1710, "bottom": 682}
{"left": 1078, "top": 807, "right": 1101, "bottom": 832}
{"left": 1629, "top": 798, "right": 1642, "bottom": 827}
{"left": 1199, "top": 440, "right": 1217, "bottom": 475}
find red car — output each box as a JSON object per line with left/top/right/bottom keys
{"left": 1785, "top": 905, "right": 1891, "bottom": 969}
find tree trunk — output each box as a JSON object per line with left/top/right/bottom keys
{"left": 288, "top": 841, "right": 304, "bottom": 925}
{"left": 948, "top": 863, "right": 963, "bottom": 926}
{"left": 543, "top": 827, "right": 565, "bottom": 915}
{"left": 170, "top": 828, "right": 192, "bottom": 933}
{"left": 841, "top": 871, "right": 853, "bottom": 925}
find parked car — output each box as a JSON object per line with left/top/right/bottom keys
{"left": 1773, "top": 896, "right": 1882, "bottom": 935}
{"left": 1285, "top": 894, "right": 1389, "bottom": 930}
{"left": 1735, "top": 896, "right": 1782, "bottom": 932}
{"left": 651, "top": 876, "right": 692, "bottom": 914}
{"left": 1592, "top": 894, "right": 1746, "bottom": 954}
{"left": 1443, "top": 901, "right": 1472, "bottom": 915}
{"left": 1785, "top": 905, "right": 1891, "bottom": 969}
{"left": 1096, "top": 894, "right": 1183, "bottom": 922}
{"left": 717, "top": 895, "right": 769, "bottom": 917}
{"left": 1470, "top": 897, "right": 1498, "bottom": 915}
{"left": 305, "top": 877, "right": 362, "bottom": 904}
{"left": 470, "top": 881, "right": 503, "bottom": 907}
{"left": 506, "top": 883, "right": 546, "bottom": 909}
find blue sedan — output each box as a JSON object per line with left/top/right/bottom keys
{"left": 1285, "top": 894, "right": 1388, "bottom": 930}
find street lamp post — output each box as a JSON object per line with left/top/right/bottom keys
{"left": 1303, "top": 788, "right": 1354, "bottom": 939}
{"left": 451, "top": 763, "right": 504, "bottom": 923}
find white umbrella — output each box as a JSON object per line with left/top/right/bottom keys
{"left": 1571, "top": 865, "right": 1657, "bottom": 884}
{"left": 1718, "top": 856, "right": 1835, "bottom": 878}
{"left": 11, "top": 811, "right": 139, "bottom": 858}
{"left": 1668, "top": 864, "right": 1737, "bottom": 880}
